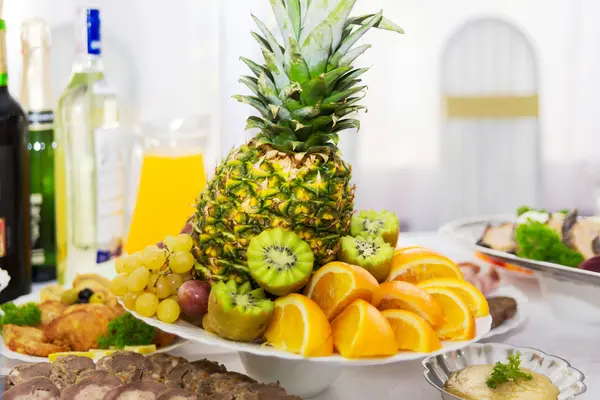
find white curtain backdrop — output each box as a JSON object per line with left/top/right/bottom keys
{"left": 7, "top": 0, "right": 600, "bottom": 230}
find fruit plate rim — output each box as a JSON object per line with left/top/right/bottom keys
{"left": 123, "top": 299, "right": 492, "bottom": 367}
{"left": 438, "top": 214, "right": 600, "bottom": 285}
{"left": 0, "top": 292, "right": 189, "bottom": 363}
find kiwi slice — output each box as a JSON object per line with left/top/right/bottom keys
{"left": 205, "top": 280, "right": 274, "bottom": 342}
{"left": 247, "top": 228, "right": 314, "bottom": 296}
{"left": 339, "top": 235, "right": 394, "bottom": 282}
{"left": 351, "top": 210, "right": 400, "bottom": 247}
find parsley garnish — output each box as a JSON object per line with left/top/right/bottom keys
{"left": 487, "top": 352, "right": 533, "bottom": 389}
{"left": 97, "top": 313, "right": 156, "bottom": 349}
{"left": 515, "top": 221, "right": 584, "bottom": 268}
{"left": 0, "top": 302, "right": 41, "bottom": 332}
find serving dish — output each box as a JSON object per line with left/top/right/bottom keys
{"left": 440, "top": 215, "right": 600, "bottom": 323}
{"left": 439, "top": 214, "right": 600, "bottom": 285}
{"left": 127, "top": 304, "right": 491, "bottom": 366}
{"left": 1, "top": 350, "right": 300, "bottom": 399}
{"left": 0, "top": 291, "right": 190, "bottom": 363}
{"left": 422, "top": 342, "right": 587, "bottom": 399}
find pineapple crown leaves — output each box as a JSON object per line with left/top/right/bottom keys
{"left": 234, "top": 0, "right": 403, "bottom": 154}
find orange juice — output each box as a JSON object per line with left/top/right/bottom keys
{"left": 125, "top": 153, "right": 206, "bottom": 254}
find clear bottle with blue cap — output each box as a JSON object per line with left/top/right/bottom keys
{"left": 56, "top": 8, "right": 125, "bottom": 283}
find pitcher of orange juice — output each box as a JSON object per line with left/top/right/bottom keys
{"left": 125, "top": 116, "right": 209, "bottom": 254}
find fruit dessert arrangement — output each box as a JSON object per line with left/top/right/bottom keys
{"left": 1, "top": 351, "right": 301, "bottom": 400}
{"left": 0, "top": 274, "right": 178, "bottom": 359}
{"left": 112, "top": 223, "right": 489, "bottom": 359}
{"left": 479, "top": 206, "right": 600, "bottom": 271}
{"left": 108, "top": 0, "right": 491, "bottom": 359}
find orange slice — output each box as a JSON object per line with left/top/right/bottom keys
{"left": 417, "top": 278, "right": 490, "bottom": 317}
{"left": 381, "top": 309, "right": 442, "bottom": 353}
{"left": 394, "top": 246, "right": 424, "bottom": 256}
{"left": 331, "top": 299, "right": 397, "bottom": 358}
{"left": 264, "top": 293, "right": 333, "bottom": 357}
{"left": 387, "top": 248, "right": 463, "bottom": 283}
{"left": 372, "top": 281, "right": 444, "bottom": 328}
{"left": 421, "top": 286, "right": 476, "bottom": 340}
{"left": 304, "top": 261, "right": 380, "bottom": 320}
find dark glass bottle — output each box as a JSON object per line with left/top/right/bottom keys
{"left": 21, "top": 19, "right": 56, "bottom": 282}
{"left": 0, "top": 19, "right": 32, "bottom": 303}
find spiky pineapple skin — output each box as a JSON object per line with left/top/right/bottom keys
{"left": 192, "top": 141, "right": 355, "bottom": 285}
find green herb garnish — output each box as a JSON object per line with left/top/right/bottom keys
{"left": 97, "top": 313, "right": 156, "bottom": 349}
{"left": 517, "top": 206, "right": 545, "bottom": 217}
{"left": 515, "top": 221, "right": 584, "bottom": 268}
{"left": 0, "top": 302, "right": 41, "bottom": 332}
{"left": 516, "top": 205, "right": 569, "bottom": 217}
{"left": 487, "top": 352, "right": 533, "bottom": 389}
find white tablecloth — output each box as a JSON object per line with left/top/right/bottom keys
{"left": 2, "top": 232, "right": 598, "bottom": 399}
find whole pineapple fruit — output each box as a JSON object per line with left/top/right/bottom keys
{"left": 193, "top": 0, "right": 403, "bottom": 285}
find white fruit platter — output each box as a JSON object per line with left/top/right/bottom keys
{"left": 126, "top": 304, "right": 491, "bottom": 398}
{"left": 127, "top": 305, "right": 491, "bottom": 366}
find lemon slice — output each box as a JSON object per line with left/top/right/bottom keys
{"left": 124, "top": 345, "right": 157, "bottom": 354}
{"left": 89, "top": 349, "right": 117, "bottom": 358}
{"left": 48, "top": 352, "right": 94, "bottom": 362}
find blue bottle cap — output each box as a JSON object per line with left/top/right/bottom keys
{"left": 86, "top": 8, "right": 101, "bottom": 55}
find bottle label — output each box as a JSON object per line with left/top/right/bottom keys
{"left": 94, "top": 126, "right": 124, "bottom": 263}
{"left": 30, "top": 193, "right": 45, "bottom": 265}
{"left": 0, "top": 218, "right": 5, "bottom": 257}
{"left": 28, "top": 110, "right": 54, "bottom": 130}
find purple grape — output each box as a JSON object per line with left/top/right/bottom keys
{"left": 178, "top": 280, "right": 210, "bottom": 317}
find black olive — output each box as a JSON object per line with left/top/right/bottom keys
{"left": 78, "top": 288, "right": 94, "bottom": 303}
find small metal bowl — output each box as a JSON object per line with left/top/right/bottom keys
{"left": 422, "top": 342, "right": 586, "bottom": 399}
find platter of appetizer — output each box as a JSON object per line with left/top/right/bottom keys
{"left": 458, "top": 262, "right": 528, "bottom": 339}
{"left": 439, "top": 207, "right": 600, "bottom": 285}
{"left": 0, "top": 274, "right": 187, "bottom": 363}
{"left": 0, "top": 350, "right": 302, "bottom": 400}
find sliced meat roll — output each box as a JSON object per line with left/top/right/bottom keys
{"left": 9, "top": 362, "right": 51, "bottom": 385}
{"left": 2, "top": 377, "right": 60, "bottom": 400}
{"left": 103, "top": 381, "right": 168, "bottom": 400}
{"left": 60, "top": 374, "right": 122, "bottom": 400}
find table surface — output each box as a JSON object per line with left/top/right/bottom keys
{"left": 1, "top": 232, "right": 598, "bottom": 399}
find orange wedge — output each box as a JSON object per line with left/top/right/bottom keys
{"left": 417, "top": 278, "right": 489, "bottom": 317}
{"left": 304, "top": 261, "right": 380, "bottom": 321}
{"left": 264, "top": 293, "right": 333, "bottom": 357}
{"left": 372, "top": 281, "right": 444, "bottom": 328}
{"left": 421, "top": 286, "right": 476, "bottom": 340}
{"left": 386, "top": 248, "right": 463, "bottom": 283}
{"left": 381, "top": 309, "right": 442, "bottom": 353}
{"left": 331, "top": 299, "right": 397, "bottom": 358}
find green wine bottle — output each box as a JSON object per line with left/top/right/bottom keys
{"left": 21, "top": 19, "right": 56, "bottom": 282}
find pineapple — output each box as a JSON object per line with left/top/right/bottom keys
{"left": 193, "top": 0, "right": 403, "bottom": 284}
